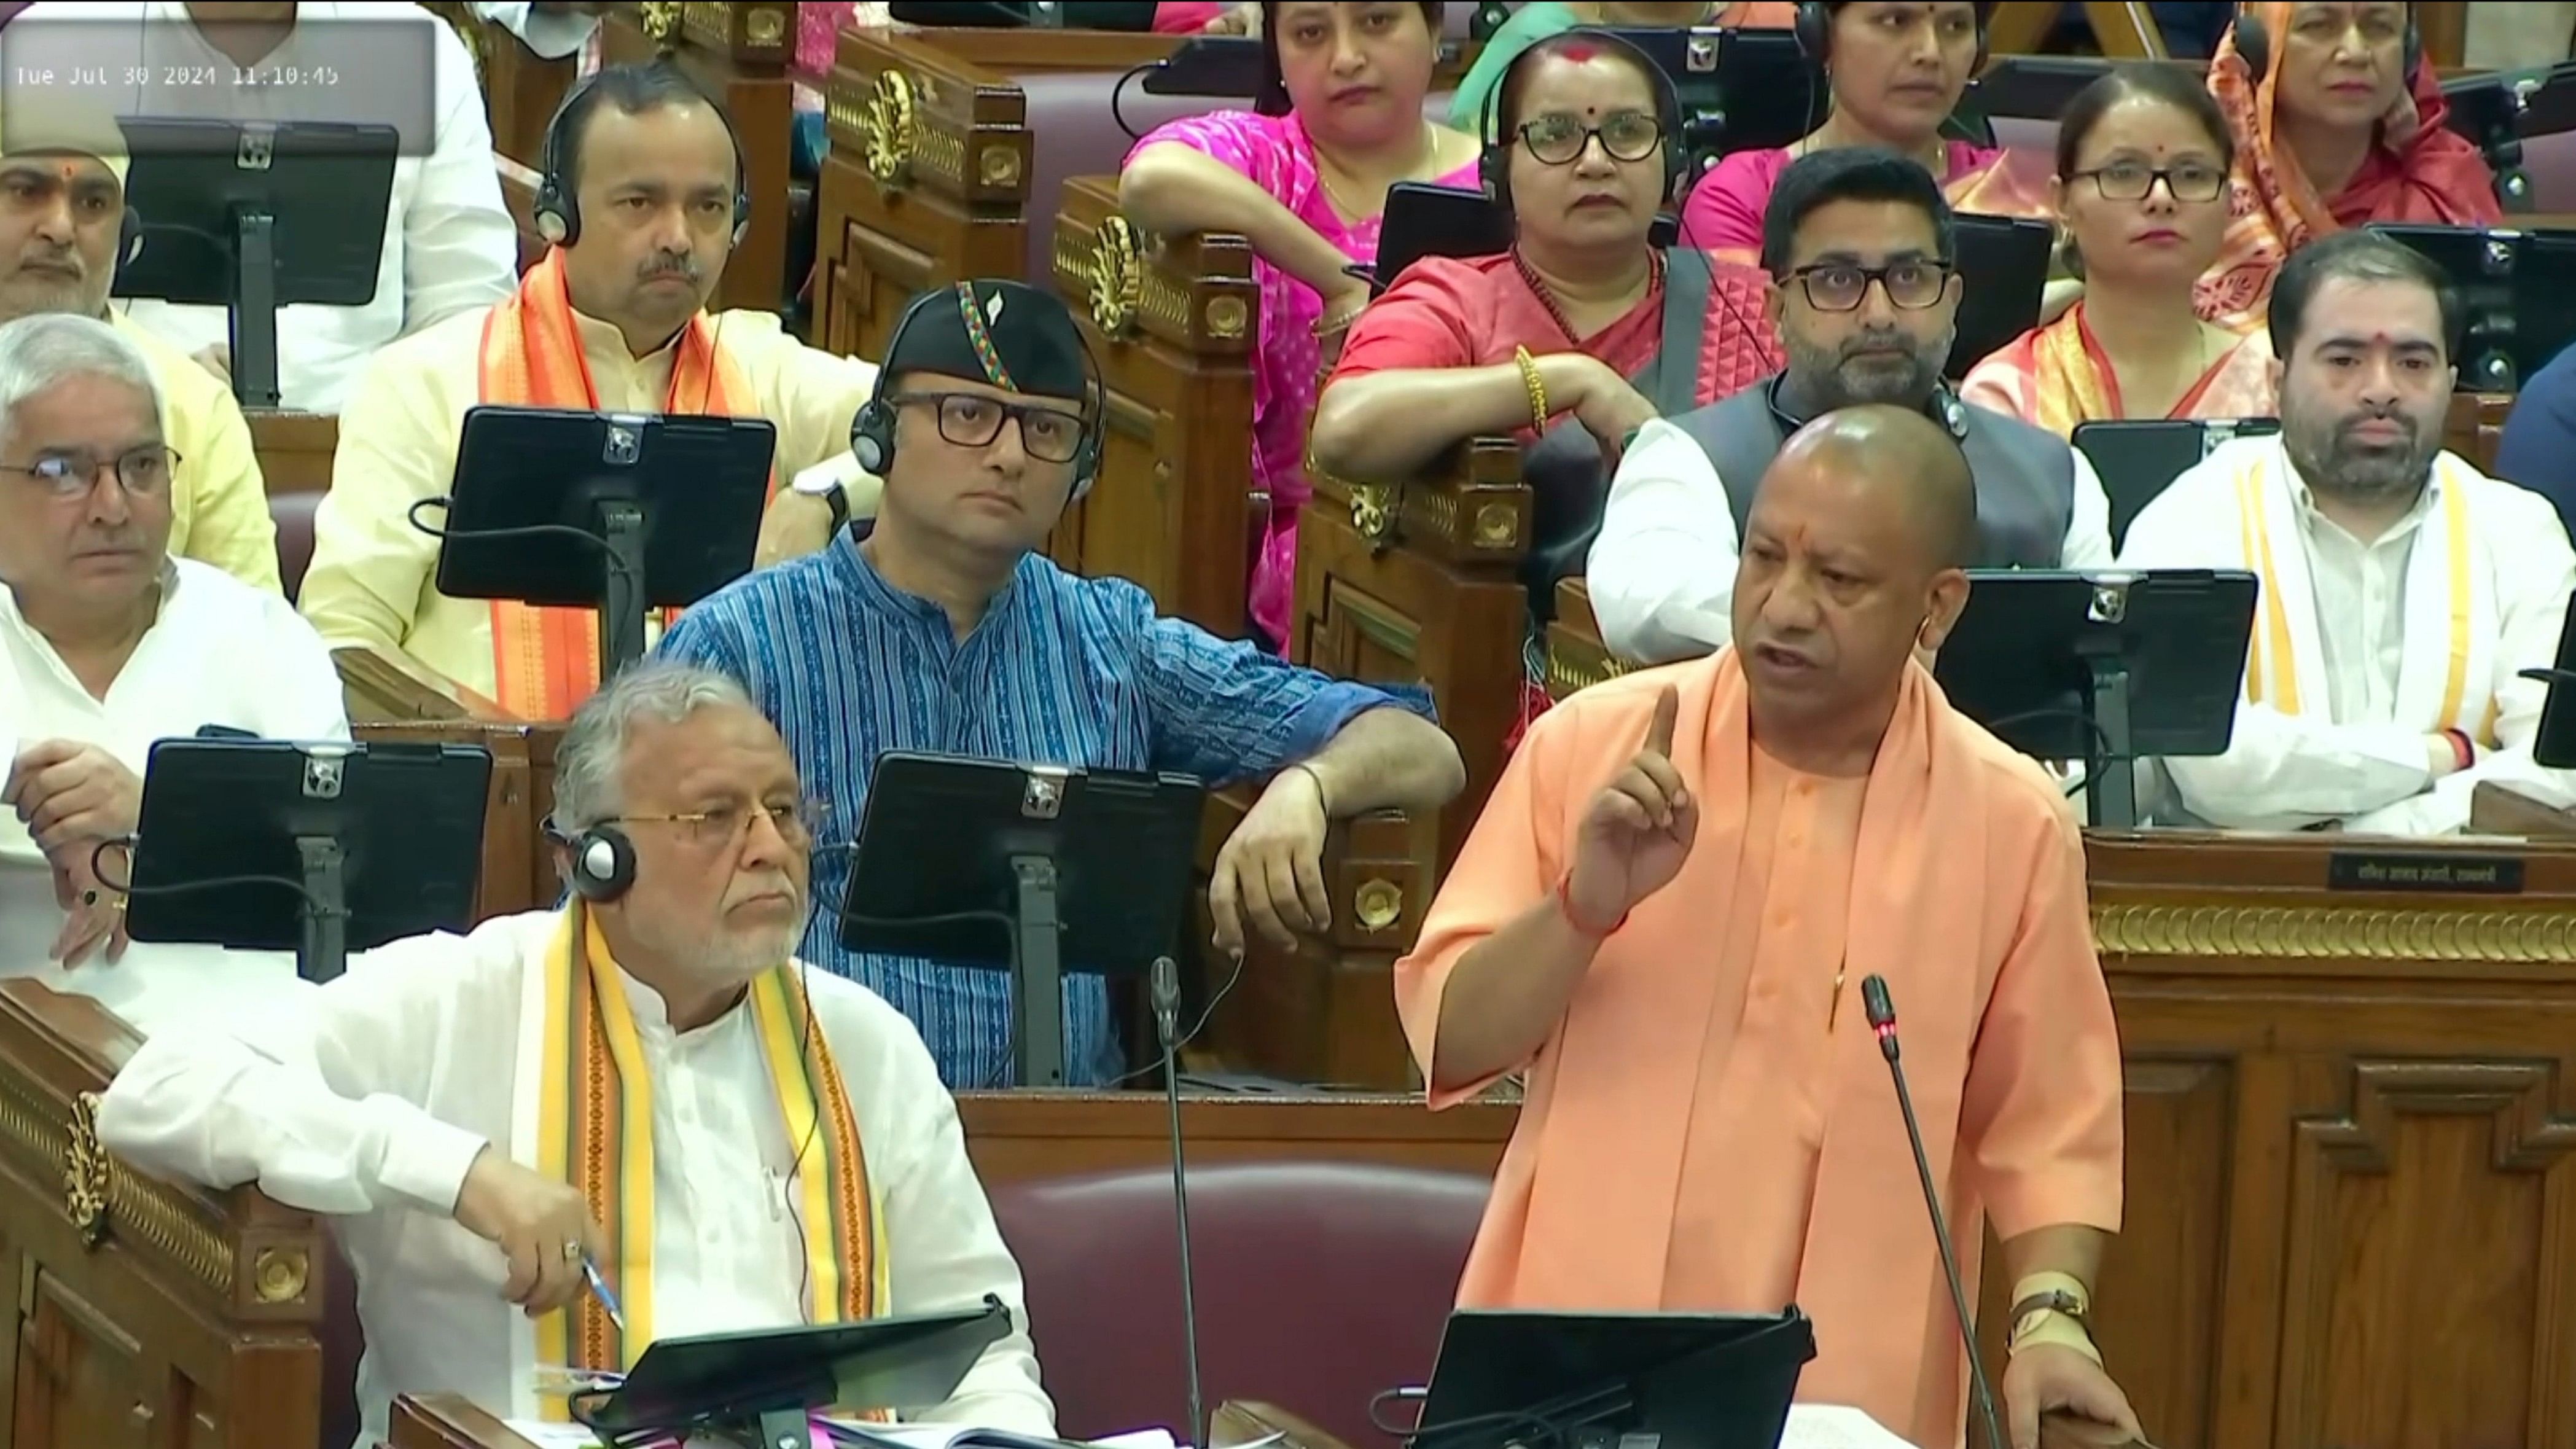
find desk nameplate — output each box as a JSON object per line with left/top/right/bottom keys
{"left": 2327, "top": 850, "right": 2526, "bottom": 894}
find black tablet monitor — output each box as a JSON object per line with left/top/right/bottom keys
{"left": 1411, "top": 1309, "right": 1814, "bottom": 1449}
{"left": 2072, "top": 417, "right": 2281, "bottom": 552}
{"left": 1948, "top": 214, "right": 2052, "bottom": 379}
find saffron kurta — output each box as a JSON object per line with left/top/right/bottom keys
{"left": 1395, "top": 652, "right": 2124, "bottom": 1449}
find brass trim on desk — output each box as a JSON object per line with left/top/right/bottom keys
{"left": 2093, "top": 901, "right": 2576, "bottom": 962}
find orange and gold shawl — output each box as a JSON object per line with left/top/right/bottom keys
{"left": 474, "top": 251, "right": 774, "bottom": 719}
{"left": 531, "top": 904, "right": 884, "bottom": 1411}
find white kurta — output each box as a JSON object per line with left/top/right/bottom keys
{"left": 2118, "top": 434, "right": 2576, "bottom": 834}
{"left": 0, "top": 559, "right": 346, "bottom": 1029}
{"left": 95, "top": 910, "right": 1055, "bottom": 1449}
{"left": 1585, "top": 415, "right": 2120, "bottom": 664}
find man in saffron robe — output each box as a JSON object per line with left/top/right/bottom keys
{"left": 299, "top": 61, "right": 871, "bottom": 715}
{"left": 1396, "top": 406, "right": 2141, "bottom": 1449}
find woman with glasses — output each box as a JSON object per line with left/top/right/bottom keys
{"left": 1118, "top": 0, "right": 1480, "bottom": 652}
{"left": 1964, "top": 66, "right": 2276, "bottom": 432}
{"left": 1676, "top": 1, "right": 2047, "bottom": 266}
{"left": 2199, "top": 2, "right": 2497, "bottom": 332}
{"left": 1308, "top": 30, "right": 1782, "bottom": 746}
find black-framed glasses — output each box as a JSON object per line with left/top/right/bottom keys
{"left": 1782, "top": 260, "right": 1954, "bottom": 313}
{"left": 894, "top": 391, "right": 1087, "bottom": 464}
{"left": 2070, "top": 161, "right": 2228, "bottom": 203}
{"left": 607, "top": 797, "right": 832, "bottom": 851}
{"left": 1514, "top": 111, "right": 1665, "bottom": 166}
{"left": 0, "top": 443, "right": 181, "bottom": 499}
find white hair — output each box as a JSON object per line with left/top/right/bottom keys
{"left": 551, "top": 661, "right": 759, "bottom": 832}
{"left": 0, "top": 313, "right": 162, "bottom": 456}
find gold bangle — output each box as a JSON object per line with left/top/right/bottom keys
{"left": 1513, "top": 345, "right": 1548, "bottom": 431}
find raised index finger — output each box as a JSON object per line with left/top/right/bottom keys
{"left": 1644, "top": 685, "right": 1680, "bottom": 759}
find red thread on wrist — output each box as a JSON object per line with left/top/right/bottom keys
{"left": 1556, "top": 873, "right": 1626, "bottom": 939}
{"left": 2445, "top": 728, "right": 2474, "bottom": 771}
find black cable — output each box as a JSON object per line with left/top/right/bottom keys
{"left": 87, "top": 834, "right": 318, "bottom": 907}
{"left": 404, "top": 496, "right": 643, "bottom": 615}
{"left": 1110, "top": 59, "right": 1155, "bottom": 142}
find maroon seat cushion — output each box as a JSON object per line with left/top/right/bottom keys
{"left": 989, "top": 1160, "right": 1489, "bottom": 1448}
{"left": 270, "top": 488, "right": 322, "bottom": 602}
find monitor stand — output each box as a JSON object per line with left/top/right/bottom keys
{"left": 1010, "top": 854, "right": 1066, "bottom": 1088}
{"left": 227, "top": 205, "right": 283, "bottom": 410}
{"left": 594, "top": 499, "right": 650, "bottom": 684}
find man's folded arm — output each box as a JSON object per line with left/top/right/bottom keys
{"left": 96, "top": 937, "right": 486, "bottom": 1219}
{"left": 2162, "top": 702, "right": 2437, "bottom": 827}
{"left": 1586, "top": 420, "right": 1743, "bottom": 663}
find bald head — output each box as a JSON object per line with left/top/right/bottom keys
{"left": 1767, "top": 404, "right": 1979, "bottom": 573}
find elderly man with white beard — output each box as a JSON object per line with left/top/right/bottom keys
{"left": 96, "top": 662, "right": 1055, "bottom": 1447}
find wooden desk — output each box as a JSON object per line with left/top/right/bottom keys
{"left": 0, "top": 983, "right": 337, "bottom": 1449}
{"left": 955, "top": 1091, "right": 1514, "bottom": 1184}
{"left": 246, "top": 410, "right": 337, "bottom": 496}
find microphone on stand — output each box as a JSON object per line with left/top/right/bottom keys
{"left": 1150, "top": 955, "right": 1209, "bottom": 1448}
{"left": 1862, "top": 975, "right": 2012, "bottom": 1449}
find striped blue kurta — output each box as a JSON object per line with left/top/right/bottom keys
{"left": 656, "top": 529, "right": 1433, "bottom": 1088}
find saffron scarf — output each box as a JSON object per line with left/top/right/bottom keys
{"left": 1999, "top": 303, "right": 2271, "bottom": 435}
{"left": 531, "top": 904, "right": 884, "bottom": 1414}
{"left": 2200, "top": 2, "right": 2500, "bottom": 332}
{"left": 2233, "top": 445, "right": 2501, "bottom": 744}
{"left": 474, "top": 251, "right": 774, "bottom": 719}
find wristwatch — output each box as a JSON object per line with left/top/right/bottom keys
{"left": 790, "top": 469, "right": 852, "bottom": 536}
{"left": 2007, "top": 1287, "right": 2090, "bottom": 1346}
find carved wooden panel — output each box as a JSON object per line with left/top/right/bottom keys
{"left": 1050, "top": 178, "right": 1257, "bottom": 638}
{"left": 1295, "top": 443, "right": 1531, "bottom": 868}
{"left": 817, "top": 31, "right": 1032, "bottom": 362}
{"left": 2445, "top": 391, "right": 2512, "bottom": 477}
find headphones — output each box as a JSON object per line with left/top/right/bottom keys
{"left": 849, "top": 280, "right": 1109, "bottom": 498}
{"left": 533, "top": 67, "right": 753, "bottom": 249}
{"left": 549, "top": 818, "right": 638, "bottom": 902}
{"left": 1793, "top": 1, "right": 1991, "bottom": 76}
{"left": 116, "top": 205, "right": 142, "bottom": 268}
{"left": 1479, "top": 27, "right": 1687, "bottom": 211}
{"left": 2230, "top": 4, "right": 2421, "bottom": 85}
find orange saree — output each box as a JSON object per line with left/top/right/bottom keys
{"left": 1961, "top": 303, "right": 2280, "bottom": 435}
{"left": 474, "top": 251, "right": 774, "bottom": 719}
{"left": 2199, "top": 2, "right": 2501, "bottom": 333}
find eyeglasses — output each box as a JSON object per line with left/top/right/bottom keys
{"left": 1513, "top": 112, "right": 1665, "bottom": 166}
{"left": 609, "top": 798, "right": 832, "bottom": 851}
{"left": 1, "top": 444, "right": 181, "bottom": 499}
{"left": 1782, "top": 260, "right": 1954, "bottom": 313}
{"left": 2070, "top": 161, "right": 2228, "bottom": 203}
{"left": 894, "top": 392, "right": 1088, "bottom": 464}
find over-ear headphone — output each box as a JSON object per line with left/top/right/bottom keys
{"left": 548, "top": 819, "right": 638, "bottom": 902}
{"left": 533, "top": 66, "right": 753, "bottom": 249}
{"left": 848, "top": 280, "right": 1109, "bottom": 498}
{"left": 116, "top": 204, "right": 141, "bottom": 268}
{"left": 1794, "top": 1, "right": 1991, "bottom": 77}
{"left": 1479, "top": 28, "right": 1687, "bottom": 212}
{"left": 2230, "top": 4, "right": 2421, "bottom": 87}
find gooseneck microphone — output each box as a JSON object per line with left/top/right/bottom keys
{"left": 1862, "top": 975, "right": 2011, "bottom": 1449}
{"left": 1149, "top": 955, "right": 1208, "bottom": 1449}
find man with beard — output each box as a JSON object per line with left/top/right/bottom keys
{"left": 1585, "top": 147, "right": 2113, "bottom": 664}
{"left": 0, "top": 112, "right": 278, "bottom": 591}
{"left": 98, "top": 662, "right": 1056, "bottom": 1446}
{"left": 299, "top": 63, "right": 874, "bottom": 714}
{"left": 2121, "top": 232, "right": 2576, "bottom": 834}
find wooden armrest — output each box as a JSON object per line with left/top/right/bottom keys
{"left": 2470, "top": 779, "right": 2576, "bottom": 837}
{"left": 1214, "top": 1400, "right": 1355, "bottom": 1449}
{"left": 332, "top": 644, "right": 510, "bottom": 724}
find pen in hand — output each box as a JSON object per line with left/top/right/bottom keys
{"left": 582, "top": 1256, "right": 625, "bottom": 1332}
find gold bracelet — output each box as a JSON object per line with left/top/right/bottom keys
{"left": 1513, "top": 345, "right": 1548, "bottom": 431}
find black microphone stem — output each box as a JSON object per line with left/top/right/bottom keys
{"left": 1868, "top": 977, "right": 2012, "bottom": 1449}
{"left": 1151, "top": 955, "right": 1208, "bottom": 1449}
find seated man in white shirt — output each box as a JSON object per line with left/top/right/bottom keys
{"left": 1585, "top": 148, "right": 2114, "bottom": 664}
{"left": 2120, "top": 230, "right": 2576, "bottom": 835}
{"left": 97, "top": 660, "right": 1055, "bottom": 1447}
{"left": 0, "top": 311, "right": 345, "bottom": 1021}
{"left": 9, "top": 1, "right": 522, "bottom": 410}
{"left": 469, "top": 0, "right": 606, "bottom": 62}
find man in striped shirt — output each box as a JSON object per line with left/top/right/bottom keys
{"left": 658, "top": 278, "right": 1464, "bottom": 1087}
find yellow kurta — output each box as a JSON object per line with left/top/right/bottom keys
{"left": 111, "top": 312, "right": 279, "bottom": 594}
{"left": 1397, "top": 653, "right": 2126, "bottom": 1449}
{"left": 297, "top": 305, "right": 880, "bottom": 699}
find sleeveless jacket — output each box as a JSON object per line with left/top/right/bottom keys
{"left": 1669, "top": 375, "right": 2077, "bottom": 566}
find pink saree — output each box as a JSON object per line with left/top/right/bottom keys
{"left": 1677, "top": 138, "right": 2051, "bottom": 265}
{"left": 1126, "top": 109, "right": 1481, "bottom": 649}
